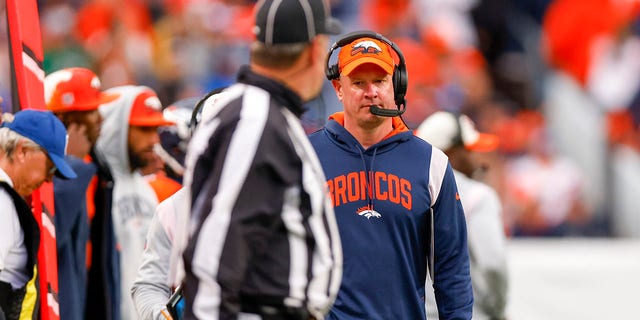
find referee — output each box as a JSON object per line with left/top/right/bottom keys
{"left": 179, "top": 1, "right": 343, "bottom": 319}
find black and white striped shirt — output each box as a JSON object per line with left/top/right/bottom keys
{"left": 181, "top": 66, "right": 342, "bottom": 319}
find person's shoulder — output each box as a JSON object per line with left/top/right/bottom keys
{"left": 64, "top": 156, "right": 97, "bottom": 178}
{"left": 0, "top": 187, "right": 11, "bottom": 200}
{"left": 463, "top": 177, "right": 501, "bottom": 205}
{"left": 156, "top": 187, "right": 186, "bottom": 228}
{"left": 0, "top": 188, "right": 17, "bottom": 214}
{"left": 478, "top": 181, "right": 501, "bottom": 205}
{"left": 307, "top": 127, "right": 325, "bottom": 141}
{"left": 405, "top": 135, "right": 445, "bottom": 161}
{"left": 157, "top": 187, "right": 185, "bottom": 210}
{"left": 473, "top": 178, "right": 498, "bottom": 194}
{"left": 408, "top": 134, "right": 433, "bottom": 147}
{"left": 148, "top": 174, "right": 182, "bottom": 203}
{"left": 0, "top": 180, "right": 14, "bottom": 197}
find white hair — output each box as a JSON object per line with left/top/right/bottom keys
{"left": 0, "top": 127, "right": 41, "bottom": 159}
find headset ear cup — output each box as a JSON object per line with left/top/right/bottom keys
{"left": 393, "top": 64, "right": 408, "bottom": 107}
{"left": 326, "top": 64, "right": 339, "bottom": 81}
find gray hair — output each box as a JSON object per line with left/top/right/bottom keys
{"left": 0, "top": 125, "right": 41, "bottom": 160}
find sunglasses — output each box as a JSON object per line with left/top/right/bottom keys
{"left": 48, "top": 162, "right": 58, "bottom": 177}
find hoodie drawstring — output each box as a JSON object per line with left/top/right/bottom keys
{"left": 357, "top": 145, "right": 379, "bottom": 211}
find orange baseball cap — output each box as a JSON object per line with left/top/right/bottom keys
{"left": 45, "top": 67, "right": 119, "bottom": 112}
{"left": 128, "top": 88, "right": 175, "bottom": 127}
{"left": 338, "top": 37, "right": 395, "bottom": 76}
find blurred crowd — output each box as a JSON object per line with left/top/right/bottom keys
{"left": 1, "top": 0, "right": 640, "bottom": 238}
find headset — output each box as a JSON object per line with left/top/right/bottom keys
{"left": 451, "top": 111, "right": 464, "bottom": 148}
{"left": 325, "top": 30, "right": 408, "bottom": 117}
{"left": 189, "top": 86, "right": 228, "bottom": 133}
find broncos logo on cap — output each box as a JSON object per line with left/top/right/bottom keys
{"left": 351, "top": 40, "right": 383, "bottom": 56}
{"left": 144, "top": 96, "right": 162, "bottom": 111}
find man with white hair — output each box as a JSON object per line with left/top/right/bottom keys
{"left": 0, "top": 109, "right": 77, "bottom": 319}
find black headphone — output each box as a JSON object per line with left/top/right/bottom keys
{"left": 451, "top": 111, "right": 464, "bottom": 148}
{"left": 325, "top": 30, "right": 408, "bottom": 116}
{"left": 189, "top": 86, "right": 228, "bottom": 133}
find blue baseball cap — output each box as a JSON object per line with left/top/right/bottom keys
{"left": 1, "top": 109, "right": 77, "bottom": 179}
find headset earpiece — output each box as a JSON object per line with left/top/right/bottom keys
{"left": 325, "top": 63, "right": 340, "bottom": 81}
{"left": 189, "top": 86, "right": 228, "bottom": 133}
{"left": 451, "top": 112, "right": 464, "bottom": 148}
{"left": 393, "top": 62, "right": 407, "bottom": 107}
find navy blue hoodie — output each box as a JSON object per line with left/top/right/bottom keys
{"left": 309, "top": 113, "right": 473, "bottom": 320}
{"left": 54, "top": 155, "right": 96, "bottom": 320}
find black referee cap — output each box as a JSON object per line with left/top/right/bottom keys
{"left": 253, "top": 0, "right": 342, "bottom": 45}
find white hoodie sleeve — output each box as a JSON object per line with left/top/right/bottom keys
{"left": 131, "top": 201, "right": 174, "bottom": 320}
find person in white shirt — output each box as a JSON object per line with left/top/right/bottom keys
{"left": 416, "top": 111, "right": 509, "bottom": 320}
{"left": 131, "top": 89, "right": 227, "bottom": 320}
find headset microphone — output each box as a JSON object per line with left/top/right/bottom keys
{"left": 369, "top": 104, "right": 406, "bottom": 117}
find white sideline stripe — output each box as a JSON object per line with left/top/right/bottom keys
{"left": 22, "top": 51, "right": 44, "bottom": 82}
